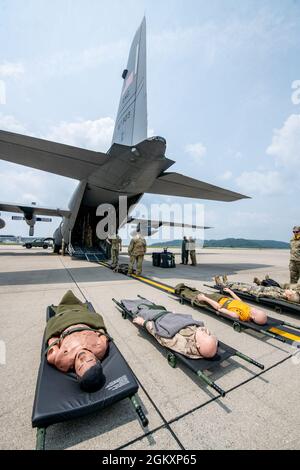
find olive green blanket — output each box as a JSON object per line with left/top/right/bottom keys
{"left": 45, "top": 290, "right": 106, "bottom": 343}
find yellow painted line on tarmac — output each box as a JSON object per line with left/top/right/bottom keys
{"left": 131, "top": 274, "right": 176, "bottom": 293}
{"left": 97, "top": 262, "right": 175, "bottom": 293}
{"left": 269, "top": 327, "right": 300, "bottom": 343}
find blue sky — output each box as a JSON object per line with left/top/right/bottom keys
{"left": 0, "top": 0, "right": 299, "bottom": 241}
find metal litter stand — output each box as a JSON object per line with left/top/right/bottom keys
{"left": 33, "top": 299, "right": 149, "bottom": 450}
{"left": 130, "top": 395, "right": 149, "bottom": 427}
{"left": 35, "top": 392, "right": 148, "bottom": 450}
{"left": 188, "top": 292, "right": 286, "bottom": 344}
{"left": 137, "top": 295, "right": 264, "bottom": 371}
{"left": 99, "top": 261, "right": 299, "bottom": 344}
{"left": 112, "top": 297, "right": 264, "bottom": 399}
{"left": 201, "top": 284, "right": 300, "bottom": 343}
{"left": 36, "top": 427, "right": 46, "bottom": 450}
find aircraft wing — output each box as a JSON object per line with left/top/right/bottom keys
{"left": 146, "top": 172, "right": 249, "bottom": 202}
{"left": 0, "top": 202, "right": 71, "bottom": 218}
{"left": 127, "top": 217, "right": 210, "bottom": 230}
{"left": 0, "top": 130, "right": 108, "bottom": 180}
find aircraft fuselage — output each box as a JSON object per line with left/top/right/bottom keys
{"left": 54, "top": 136, "right": 173, "bottom": 249}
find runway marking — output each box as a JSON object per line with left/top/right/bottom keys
{"left": 131, "top": 274, "right": 176, "bottom": 293}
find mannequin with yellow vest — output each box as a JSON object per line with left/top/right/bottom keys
{"left": 128, "top": 231, "right": 147, "bottom": 276}
{"left": 196, "top": 288, "right": 267, "bottom": 325}
{"left": 290, "top": 226, "right": 300, "bottom": 284}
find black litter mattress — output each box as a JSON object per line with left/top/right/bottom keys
{"left": 182, "top": 285, "right": 300, "bottom": 344}
{"left": 32, "top": 303, "right": 138, "bottom": 428}
{"left": 222, "top": 289, "right": 300, "bottom": 315}
{"left": 170, "top": 341, "right": 237, "bottom": 373}
{"left": 203, "top": 286, "right": 299, "bottom": 332}
{"left": 197, "top": 302, "right": 285, "bottom": 332}
{"left": 113, "top": 297, "right": 265, "bottom": 398}
{"left": 118, "top": 299, "right": 239, "bottom": 373}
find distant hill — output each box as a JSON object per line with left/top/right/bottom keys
{"left": 150, "top": 238, "right": 289, "bottom": 249}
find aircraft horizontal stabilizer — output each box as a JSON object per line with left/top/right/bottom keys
{"left": 147, "top": 172, "right": 249, "bottom": 202}
{"left": 127, "top": 217, "right": 211, "bottom": 230}
{"left": 0, "top": 130, "right": 108, "bottom": 180}
{"left": 0, "top": 202, "right": 71, "bottom": 218}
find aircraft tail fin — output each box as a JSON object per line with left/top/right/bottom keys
{"left": 112, "top": 17, "right": 147, "bottom": 146}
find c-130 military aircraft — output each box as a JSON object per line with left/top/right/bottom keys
{"left": 0, "top": 18, "right": 247, "bottom": 258}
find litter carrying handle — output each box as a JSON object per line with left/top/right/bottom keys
{"left": 136, "top": 405, "right": 149, "bottom": 427}
{"left": 235, "top": 351, "right": 264, "bottom": 370}
{"left": 211, "top": 382, "right": 226, "bottom": 398}
{"left": 112, "top": 298, "right": 123, "bottom": 309}
{"left": 250, "top": 359, "right": 265, "bottom": 370}
{"left": 130, "top": 395, "right": 149, "bottom": 427}
{"left": 197, "top": 370, "right": 226, "bottom": 397}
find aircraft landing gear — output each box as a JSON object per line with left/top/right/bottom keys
{"left": 53, "top": 244, "right": 60, "bottom": 254}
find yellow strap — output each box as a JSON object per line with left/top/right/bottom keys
{"left": 269, "top": 327, "right": 300, "bottom": 342}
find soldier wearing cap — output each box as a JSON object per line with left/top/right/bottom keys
{"left": 290, "top": 226, "right": 300, "bottom": 284}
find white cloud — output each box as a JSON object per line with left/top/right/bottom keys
{"left": 0, "top": 163, "right": 76, "bottom": 207}
{"left": 234, "top": 113, "right": 300, "bottom": 199}
{"left": 150, "top": 11, "right": 298, "bottom": 66}
{"left": 32, "top": 41, "right": 126, "bottom": 79}
{"left": 0, "top": 80, "right": 6, "bottom": 105}
{"left": 235, "top": 170, "right": 284, "bottom": 196}
{"left": 291, "top": 80, "right": 300, "bottom": 105}
{"left": 204, "top": 206, "right": 278, "bottom": 239}
{"left": 0, "top": 113, "right": 28, "bottom": 134}
{"left": 45, "top": 117, "right": 115, "bottom": 151}
{"left": 266, "top": 114, "right": 300, "bottom": 168}
{"left": 0, "top": 62, "right": 24, "bottom": 78}
{"left": 185, "top": 142, "right": 207, "bottom": 163}
{"left": 148, "top": 127, "right": 155, "bottom": 137}
{"left": 0, "top": 114, "right": 115, "bottom": 236}
{"left": 0, "top": 113, "right": 115, "bottom": 151}
{"left": 234, "top": 151, "right": 243, "bottom": 160}
{"left": 218, "top": 170, "right": 232, "bottom": 181}
{"left": 0, "top": 113, "right": 115, "bottom": 235}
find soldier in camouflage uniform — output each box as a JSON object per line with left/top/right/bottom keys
{"left": 214, "top": 275, "right": 300, "bottom": 304}
{"left": 108, "top": 234, "right": 122, "bottom": 267}
{"left": 188, "top": 237, "right": 197, "bottom": 266}
{"left": 290, "top": 226, "right": 300, "bottom": 284}
{"left": 128, "top": 232, "right": 147, "bottom": 276}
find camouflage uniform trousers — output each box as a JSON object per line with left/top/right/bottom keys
{"left": 282, "top": 282, "right": 300, "bottom": 292}
{"left": 128, "top": 255, "right": 144, "bottom": 275}
{"left": 174, "top": 284, "right": 223, "bottom": 305}
{"left": 226, "top": 282, "right": 285, "bottom": 300}
{"left": 289, "top": 261, "right": 300, "bottom": 284}
{"left": 190, "top": 250, "right": 197, "bottom": 265}
{"left": 111, "top": 248, "right": 119, "bottom": 266}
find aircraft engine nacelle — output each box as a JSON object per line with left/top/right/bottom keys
{"left": 0, "top": 218, "right": 5, "bottom": 229}
{"left": 12, "top": 213, "right": 52, "bottom": 236}
{"left": 12, "top": 214, "right": 36, "bottom": 235}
